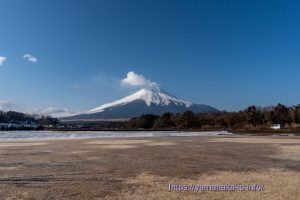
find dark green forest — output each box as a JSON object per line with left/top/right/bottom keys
{"left": 124, "top": 104, "right": 300, "bottom": 132}
{"left": 1, "top": 103, "right": 300, "bottom": 132}
{"left": 0, "top": 111, "right": 59, "bottom": 130}
{"left": 0, "top": 111, "right": 36, "bottom": 123}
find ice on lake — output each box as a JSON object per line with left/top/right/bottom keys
{"left": 0, "top": 131, "right": 232, "bottom": 140}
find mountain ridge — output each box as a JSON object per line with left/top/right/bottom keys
{"left": 61, "top": 88, "right": 219, "bottom": 121}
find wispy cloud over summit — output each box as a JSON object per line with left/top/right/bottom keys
{"left": 121, "top": 71, "right": 159, "bottom": 89}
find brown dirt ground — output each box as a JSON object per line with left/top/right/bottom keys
{"left": 0, "top": 135, "right": 299, "bottom": 200}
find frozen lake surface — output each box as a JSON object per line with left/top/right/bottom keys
{"left": 0, "top": 131, "right": 232, "bottom": 140}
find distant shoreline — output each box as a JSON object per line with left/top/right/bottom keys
{"left": 1, "top": 129, "right": 300, "bottom": 137}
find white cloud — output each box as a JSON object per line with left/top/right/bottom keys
{"left": 0, "top": 56, "right": 7, "bottom": 65}
{"left": 0, "top": 100, "right": 12, "bottom": 111}
{"left": 23, "top": 107, "right": 78, "bottom": 118}
{"left": 0, "top": 101, "right": 77, "bottom": 118}
{"left": 23, "top": 54, "right": 38, "bottom": 63}
{"left": 121, "top": 71, "right": 159, "bottom": 89}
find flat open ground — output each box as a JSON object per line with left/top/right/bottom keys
{"left": 0, "top": 135, "right": 299, "bottom": 200}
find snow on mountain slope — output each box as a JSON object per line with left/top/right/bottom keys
{"left": 87, "top": 88, "right": 192, "bottom": 114}
{"left": 61, "top": 87, "right": 219, "bottom": 121}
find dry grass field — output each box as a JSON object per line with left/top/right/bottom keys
{"left": 0, "top": 135, "right": 299, "bottom": 199}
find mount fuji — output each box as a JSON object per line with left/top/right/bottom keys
{"left": 62, "top": 87, "right": 219, "bottom": 121}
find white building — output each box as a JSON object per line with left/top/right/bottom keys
{"left": 270, "top": 124, "right": 281, "bottom": 130}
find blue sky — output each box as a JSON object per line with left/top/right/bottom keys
{"left": 1, "top": 0, "right": 300, "bottom": 116}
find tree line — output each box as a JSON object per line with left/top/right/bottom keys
{"left": 2, "top": 103, "right": 300, "bottom": 132}
{"left": 0, "top": 111, "right": 59, "bottom": 129}
{"left": 0, "top": 111, "right": 36, "bottom": 123}
{"left": 124, "top": 104, "right": 300, "bottom": 131}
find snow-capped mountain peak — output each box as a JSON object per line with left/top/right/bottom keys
{"left": 61, "top": 87, "right": 219, "bottom": 120}
{"left": 87, "top": 88, "right": 192, "bottom": 114}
